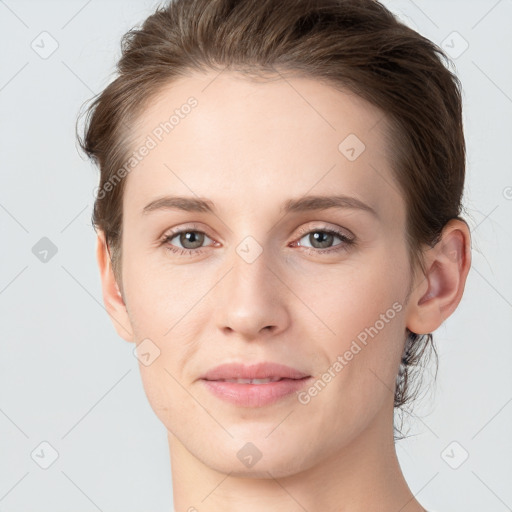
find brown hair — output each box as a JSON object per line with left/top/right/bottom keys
{"left": 78, "top": 0, "right": 466, "bottom": 439}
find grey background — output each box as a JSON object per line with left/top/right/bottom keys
{"left": 1, "top": 0, "right": 511, "bottom": 511}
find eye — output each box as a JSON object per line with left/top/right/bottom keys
{"left": 162, "top": 226, "right": 216, "bottom": 256}
{"left": 161, "top": 224, "right": 355, "bottom": 257}
{"left": 293, "top": 226, "right": 355, "bottom": 254}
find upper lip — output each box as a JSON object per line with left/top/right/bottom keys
{"left": 201, "top": 362, "right": 310, "bottom": 381}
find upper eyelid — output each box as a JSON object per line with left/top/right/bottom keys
{"left": 295, "top": 224, "right": 353, "bottom": 238}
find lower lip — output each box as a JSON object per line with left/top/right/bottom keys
{"left": 200, "top": 377, "right": 312, "bottom": 407}
{"left": 202, "top": 377, "right": 311, "bottom": 407}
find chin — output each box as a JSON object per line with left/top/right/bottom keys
{"left": 199, "top": 439, "right": 317, "bottom": 479}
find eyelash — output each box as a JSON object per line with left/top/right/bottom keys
{"left": 161, "top": 224, "right": 355, "bottom": 257}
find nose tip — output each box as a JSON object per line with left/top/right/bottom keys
{"left": 214, "top": 258, "right": 289, "bottom": 340}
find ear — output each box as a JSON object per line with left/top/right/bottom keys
{"left": 405, "top": 219, "right": 472, "bottom": 335}
{"left": 96, "top": 230, "right": 134, "bottom": 343}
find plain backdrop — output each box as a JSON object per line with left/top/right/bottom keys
{"left": 1, "top": 0, "right": 511, "bottom": 511}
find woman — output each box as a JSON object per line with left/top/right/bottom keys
{"left": 78, "top": 0, "right": 471, "bottom": 510}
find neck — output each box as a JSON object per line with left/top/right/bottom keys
{"left": 168, "top": 410, "right": 425, "bottom": 512}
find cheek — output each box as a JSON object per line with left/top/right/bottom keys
{"left": 306, "top": 249, "right": 409, "bottom": 391}
{"left": 123, "top": 248, "right": 201, "bottom": 333}
{"left": 307, "top": 255, "right": 407, "bottom": 341}
{"left": 122, "top": 253, "right": 212, "bottom": 403}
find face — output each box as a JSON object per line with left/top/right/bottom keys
{"left": 115, "top": 71, "right": 415, "bottom": 477}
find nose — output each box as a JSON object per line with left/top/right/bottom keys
{"left": 213, "top": 247, "right": 291, "bottom": 341}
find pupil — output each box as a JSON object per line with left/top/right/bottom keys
{"left": 182, "top": 231, "right": 204, "bottom": 249}
{"left": 311, "top": 231, "right": 332, "bottom": 248}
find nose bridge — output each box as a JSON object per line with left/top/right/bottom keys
{"left": 229, "top": 234, "right": 277, "bottom": 303}
{"left": 212, "top": 229, "right": 289, "bottom": 338}
{"left": 222, "top": 207, "right": 280, "bottom": 286}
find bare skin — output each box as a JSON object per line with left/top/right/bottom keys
{"left": 96, "top": 70, "right": 471, "bottom": 512}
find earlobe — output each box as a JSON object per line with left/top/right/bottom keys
{"left": 96, "top": 230, "right": 134, "bottom": 343}
{"left": 406, "top": 219, "right": 471, "bottom": 335}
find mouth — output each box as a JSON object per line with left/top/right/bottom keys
{"left": 199, "top": 362, "right": 312, "bottom": 407}
{"left": 200, "top": 361, "right": 310, "bottom": 381}
{"left": 211, "top": 377, "right": 285, "bottom": 384}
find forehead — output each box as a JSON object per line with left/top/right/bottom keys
{"left": 123, "top": 70, "right": 402, "bottom": 220}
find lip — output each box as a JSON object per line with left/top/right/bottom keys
{"left": 200, "top": 362, "right": 310, "bottom": 381}
{"left": 200, "top": 362, "right": 312, "bottom": 407}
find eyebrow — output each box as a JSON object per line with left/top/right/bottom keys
{"left": 142, "top": 194, "right": 378, "bottom": 218}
